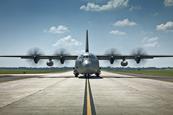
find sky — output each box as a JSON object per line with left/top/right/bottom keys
{"left": 0, "top": 0, "right": 173, "bottom": 67}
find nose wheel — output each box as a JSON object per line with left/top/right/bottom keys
{"left": 84, "top": 74, "right": 90, "bottom": 78}
{"left": 95, "top": 73, "right": 100, "bottom": 77}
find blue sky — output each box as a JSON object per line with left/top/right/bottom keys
{"left": 0, "top": 0, "right": 173, "bottom": 67}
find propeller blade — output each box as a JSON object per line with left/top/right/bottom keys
{"left": 104, "top": 48, "right": 121, "bottom": 65}
{"left": 27, "top": 48, "right": 44, "bottom": 65}
{"left": 131, "top": 48, "right": 147, "bottom": 65}
{"left": 105, "top": 48, "right": 120, "bottom": 56}
{"left": 54, "top": 48, "right": 70, "bottom": 65}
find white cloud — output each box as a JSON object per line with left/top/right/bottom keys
{"left": 129, "top": 6, "right": 141, "bottom": 11}
{"left": 114, "top": 18, "right": 137, "bottom": 27}
{"left": 80, "top": 0, "right": 128, "bottom": 12}
{"left": 110, "top": 30, "right": 126, "bottom": 35}
{"left": 142, "top": 37, "right": 159, "bottom": 48}
{"left": 156, "top": 21, "right": 173, "bottom": 31}
{"left": 164, "top": 0, "right": 173, "bottom": 6}
{"left": 48, "top": 25, "right": 69, "bottom": 34}
{"left": 53, "top": 35, "right": 81, "bottom": 47}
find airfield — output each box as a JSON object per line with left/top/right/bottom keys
{"left": 0, "top": 71, "right": 173, "bottom": 115}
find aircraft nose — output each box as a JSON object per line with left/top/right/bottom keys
{"left": 83, "top": 60, "right": 91, "bottom": 67}
{"left": 79, "top": 59, "right": 97, "bottom": 74}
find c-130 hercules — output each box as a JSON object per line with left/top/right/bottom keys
{"left": 1, "top": 30, "right": 173, "bottom": 77}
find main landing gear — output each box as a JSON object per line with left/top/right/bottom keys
{"left": 74, "top": 73, "right": 79, "bottom": 77}
{"left": 84, "top": 74, "right": 90, "bottom": 78}
{"left": 73, "top": 70, "right": 79, "bottom": 77}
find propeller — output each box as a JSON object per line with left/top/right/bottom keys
{"left": 27, "top": 48, "right": 44, "bottom": 65}
{"left": 105, "top": 48, "right": 120, "bottom": 56}
{"left": 104, "top": 48, "right": 121, "bottom": 65}
{"left": 131, "top": 48, "right": 147, "bottom": 65}
{"left": 54, "top": 49, "right": 70, "bottom": 65}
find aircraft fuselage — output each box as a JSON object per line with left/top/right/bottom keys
{"left": 74, "top": 52, "right": 100, "bottom": 77}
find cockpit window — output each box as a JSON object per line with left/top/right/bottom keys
{"left": 78, "top": 53, "right": 97, "bottom": 60}
{"left": 83, "top": 56, "right": 89, "bottom": 58}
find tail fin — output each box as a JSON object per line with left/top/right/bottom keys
{"left": 85, "top": 30, "right": 89, "bottom": 53}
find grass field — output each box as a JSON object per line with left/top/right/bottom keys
{"left": 1, "top": 68, "right": 173, "bottom": 77}
{"left": 0, "top": 68, "right": 72, "bottom": 74}
{"left": 104, "top": 69, "right": 173, "bottom": 77}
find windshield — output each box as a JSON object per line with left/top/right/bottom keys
{"left": 83, "top": 56, "right": 89, "bottom": 58}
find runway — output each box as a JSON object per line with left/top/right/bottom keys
{"left": 0, "top": 71, "right": 173, "bottom": 115}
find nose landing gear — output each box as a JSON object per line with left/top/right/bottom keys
{"left": 84, "top": 74, "right": 90, "bottom": 78}
{"left": 95, "top": 73, "right": 100, "bottom": 77}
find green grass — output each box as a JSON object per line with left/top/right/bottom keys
{"left": 0, "top": 68, "right": 72, "bottom": 74}
{"left": 104, "top": 69, "right": 173, "bottom": 77}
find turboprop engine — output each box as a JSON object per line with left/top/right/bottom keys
{"left": 121, "top": 61, "right": 128, "bottom": 66}
{"left": 47, "top": 59, "right": 54, "bottom": 66}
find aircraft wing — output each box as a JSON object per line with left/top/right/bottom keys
{"left": 97, "top": 55, "right": 173, "bottom": 60}
{"left": 97, "top": 54, "right": 173, "bottom": 65}
{"left": 0, "top": 55, "right": 78, "bottom": 65}
{"left": 0, "top": 55, "right": 78, "bottom": 60}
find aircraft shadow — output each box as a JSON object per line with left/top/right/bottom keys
{"left": 102, "top": 76, "right": 136, "bottom": 78}
{"left": 37, "top": 76, "right": 74, "bottom": 78}
{"left": 79, "top": 75, "right": 103, "bottom": 79}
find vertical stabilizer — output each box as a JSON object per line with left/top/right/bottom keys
{"left": 85, "top": 30, "right": 89, "bottom": 53}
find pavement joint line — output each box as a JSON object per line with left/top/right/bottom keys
{"left": 0, "top": 78, "right": 68, "bottom": 110}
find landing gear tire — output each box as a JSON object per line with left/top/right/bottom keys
{"left": 74, "top": 73, "right": 79, "bottom": 77}
{"left": 73, "top": 69, "right": 79, "bottom": 77}
{"left": 95, "top": 73, "right": 100, "bottom": 77}
{"left": 84, "top": 74, "right": 90, "bottom": 78}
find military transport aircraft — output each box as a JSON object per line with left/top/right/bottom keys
{"left": 1, "top": 30, "right": 173, "bottom": 77}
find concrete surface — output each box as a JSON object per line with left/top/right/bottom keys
{"left": 0, "top": 71, "right": 173, "bottom": 115}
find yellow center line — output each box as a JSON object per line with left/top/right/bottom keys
{"left": 87, "top": 79, "right": 92, "bottom": 115}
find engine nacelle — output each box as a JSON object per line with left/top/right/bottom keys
{"left": 47, "top": 60, "right": 54, "bottom": 66}
{"left": 135, "top": 57, "right": 141, "bottom": 64}
{"left": 121, "top": 61, "right": 128, "bottom": 66}
{"left": 57, "top": 56, "right": 65, "bottom": 64}
{"left": 33, "top": 56, "right": 40, "bottom": 64}
{"left": 110, "top": 56, "right": 115, "bottom": 64}
{"left": 60, "top": 58, "right": 65, "bottom": 64}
